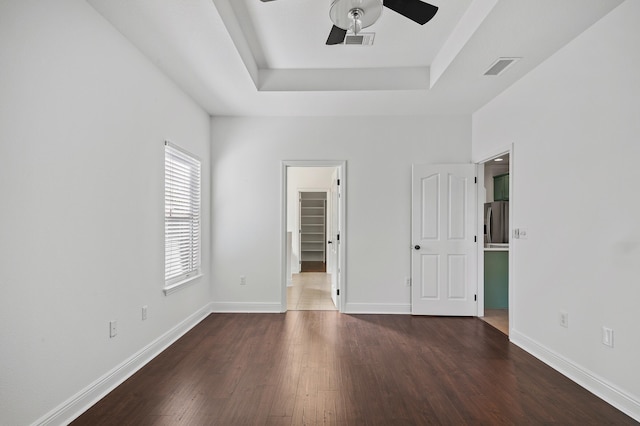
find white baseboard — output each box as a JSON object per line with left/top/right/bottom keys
{"left": 343, "top": 302, "right": 411, "bottom": 314}
{"left": 210, "top": 302, "right": 283, "bottom": 313}
{"left": 510, "top": 329, "right": 640, "bottom": 422}
{"left": 34, "top": 303, "right": 213, "bottom": 426}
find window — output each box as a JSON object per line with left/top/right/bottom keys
{"left": 164, "top": 141, "right": 201, "bottom": 292}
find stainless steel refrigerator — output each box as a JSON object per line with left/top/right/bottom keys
{"left": 484, "top": 201, "right": 509, "bottom": 244}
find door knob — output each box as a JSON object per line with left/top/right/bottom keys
{"left": 414, "top": 245, "right": 421, "bottom": 250}
{"left": 328, "top": 241, "right": 333, "bottom": 244}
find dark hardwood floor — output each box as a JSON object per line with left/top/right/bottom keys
{"left": 73, "top": 312, "right": 636, "bottom": 425}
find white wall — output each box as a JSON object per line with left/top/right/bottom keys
{"left": 287, "top": 167, "right": 335, "bottom": 273}
{"left": 210, "top": 116, "right": 471, "bottom": 313}
{"left": 473, "top": 0, "right": 639, "bottom": 417}
{"left": 0, "top": 1, "right": 211, "bottom": 424}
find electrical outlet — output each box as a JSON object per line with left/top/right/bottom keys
{"left": 142, "top": 305, "right": 148, "bottom": 321}
{"left": 109, "top": 320, "right": 117, "bottom": 338}
{"left": 559, "top": 311, "right": 569, "bottom": 328}
{"left": 602, "top": 327, "right": 614, "bottom": 348}
{"left": 405, "top": 277, "right": 411, "bottom": 287}
{"left": 240, "top": 275, "right": 246, "bottom": 286}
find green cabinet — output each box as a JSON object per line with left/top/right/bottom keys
{"left": 493, "top": 173, "right": 509, "bottom": 201}
{"left": 485, "top": 251, "right": 508, "bottom": 309}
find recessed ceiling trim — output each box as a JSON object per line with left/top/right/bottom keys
{"left": 259, "top": 67, "right": 430, "bottom": 92}
{"left": 86, "top": 0, "right": 625, "bottom": 116}
{"left": 430, "top": 0, "right": 498, "bottom": 88}
{"left": 212, "top": 0, "right": 261, "bottom": 89}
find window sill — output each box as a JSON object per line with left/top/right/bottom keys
{"left": 163, "top": 274, "right": 203, "bottom": 296}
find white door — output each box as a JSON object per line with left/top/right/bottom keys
{"left": 329, "top": 170, "right": 341, "bottom": 308}
{"left": 411, "top": 164, "right": 477, "bottom": 316}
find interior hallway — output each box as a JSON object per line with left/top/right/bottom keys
{"left": 287, "top": 272, "right": 337, "bottom": 311}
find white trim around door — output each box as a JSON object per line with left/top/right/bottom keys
{"left": 475, "top": 144, "right": 513, "bottom": 335}
{"left": 281, "top": 160, "right": 347, "bottom": 313}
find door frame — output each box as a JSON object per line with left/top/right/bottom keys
{"left": 281, "top": 160, "right": 347, "bottom": 313}
{"left": 475, "top": 144, "right": 514, "bottom": 335}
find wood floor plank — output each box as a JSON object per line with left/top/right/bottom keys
{"left": 72, "top": 312, "right": 637, "bottom": 425}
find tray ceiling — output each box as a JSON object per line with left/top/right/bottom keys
{"left": 87, "top": 0, "right": 623, "bottom": 116}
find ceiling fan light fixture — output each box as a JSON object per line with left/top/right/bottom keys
{"left": 348, "top": 8, "right": 364, "bottom": 35}
{"left": 323, "top": 0, "right": 438, "bottom": 46}
{"left": 345, "top": 32, "right": 375, "bottom": 46}
{"left": 329, "top": 0, "right": 383, "bottom": 31}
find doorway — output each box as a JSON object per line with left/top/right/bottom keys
{"left": 478, "top": 152, "right": 511, "bottom": 335}
{"left": 281, "top": 161, "right": 346, "bottom": 312}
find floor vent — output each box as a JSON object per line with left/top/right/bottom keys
{"left": 484, "top": 57, "right": 521, "bottom": 76}
{"left": 344, "top": 32, "right": 375, "bottom": 46}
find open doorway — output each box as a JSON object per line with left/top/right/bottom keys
{"left": 282, "top": 162, "right": 345, "bottom": 312}
{"left": 479, "top": 153, "right": 510, "bottom": 335}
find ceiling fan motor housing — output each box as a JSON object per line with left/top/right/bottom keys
{"left": 329, "top": 0, "right": 383, "bottom": 31}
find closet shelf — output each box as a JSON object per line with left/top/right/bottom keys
{"left": 300, "top": 191, "right": 327, "bottom": 264}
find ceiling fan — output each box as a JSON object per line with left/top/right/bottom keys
{"left": 260, "top": 0, "right": 439, "bottom": 45}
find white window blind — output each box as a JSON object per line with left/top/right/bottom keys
{"left": 165, "top": 141, "right": 201, "bottom": 286}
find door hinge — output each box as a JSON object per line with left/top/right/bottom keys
{"left": 474, "top": 294, "right": 477, "bottom": 301}
{"left": 337, "top": 233, "right": 340, "bottom": 241}
{"left": 337, "top": 289, "right": 340, "bottom": 296}
{"left": 474, "top": 177, "right": 477, "bottom": 184}
{"left": 337, "top": 179, "right": 340, "bottom": 185}
{"left": 474, "top": 235, "right": 477, "bottom": 243}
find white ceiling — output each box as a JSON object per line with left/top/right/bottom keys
{"left": 87, "top": 0, "right": 623, "bottom": 117}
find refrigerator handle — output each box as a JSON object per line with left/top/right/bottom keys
{"left": 486, "top": 207, "right": 492, "bottom": 243}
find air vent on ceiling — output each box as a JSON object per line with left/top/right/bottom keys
{"left": 344, "top": 32, "right": 375, "bottom": 46}
{"left": 484, "top": 57, "right": 521, "bottom": 76}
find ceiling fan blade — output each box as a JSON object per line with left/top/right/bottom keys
{"left": 326, "top": 25, "right": 347, "bottom": 45}
{"left": 383, "top": 0, "right": 438, "bottom": 25}
{"left": 260, "top": 0, "right": 279, "bottom": 2}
